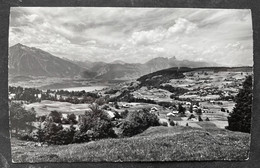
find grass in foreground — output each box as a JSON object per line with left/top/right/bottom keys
{"left": 11, "top": 126, "right": 250, "bottom": 163}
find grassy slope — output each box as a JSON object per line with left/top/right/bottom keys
{"left": 11, "top": 125, "right": 250, "bottom": 163}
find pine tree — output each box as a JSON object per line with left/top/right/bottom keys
{"left": 226, "top": 75, "right": 252, "bottom": 133}
{"left": 189, "top": 103, "right": 193, "bottom": 113}
{"left": 178, "top": 104, "right": 186, "bottom": 114}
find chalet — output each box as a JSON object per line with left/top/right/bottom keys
{"left": 185, "top": 102, "right": 191, "bottom": 105}
{"left": 193, "top": 104, "right": 198, "bottom": 108}
{"left": 9, "top": 93, "right": 16, "bottom": 100}
{"left": 105, "top": 110, "right": 115, "bottom": 119}
{"left": 151, "top": 107, "right": 158, "bottom": 111}
{"left": 172, "top": 110, "right": 179, "bottom": 114}
{"left": 166, "top": 112, "right": 176, "bottom": 121}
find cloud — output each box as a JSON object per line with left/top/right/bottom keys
{"left": 152, "top": 47, "right": 165, "bottom": 53}
{"left": 129, "top": 27, "right": 166, "bottom": 45}
{"left": 9, "top": 7, "right": 253, "bottom": 66}
{"left": 167, "top": 18, "right": 198, "bottom": 35}
{"left": 202, "top": 46, "right": 218, "bottom": 55}
{"left": 225, "top": 42, "right": 244, "bottom": 50}
{"left": 129, "top": 18, "right": 198, "bottom": 46}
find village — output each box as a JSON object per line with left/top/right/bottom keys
{"left": 8, "top": 68, "right": 251, "bottom": 133}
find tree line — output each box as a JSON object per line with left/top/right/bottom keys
{"left": 9, "top": 86, "right": 101, "bottom": 104}
{"left": 10, "top": 102, "right": 161, "bottom": 145}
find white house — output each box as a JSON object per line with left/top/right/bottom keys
{"left": 172, "top": 110, "right": 179, "bottom": 114}
{"left": 166, "top": 112, "right": 176, "bottom": 117}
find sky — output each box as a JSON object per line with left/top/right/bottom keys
{"left": 9, "top": 7, "right": 253, "bottom": 66}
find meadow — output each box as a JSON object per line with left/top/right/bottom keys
{"left": 11, "top": 125, "right": 250, "bottom": 162}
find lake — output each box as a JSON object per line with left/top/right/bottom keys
{"left": 55, "top": 85, "right": 108, "bottom": 92}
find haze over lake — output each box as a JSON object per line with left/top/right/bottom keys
{"left": 54, "top": 86, "right": 108, "bottom": 92}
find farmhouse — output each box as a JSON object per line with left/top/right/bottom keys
{"left": 166, "top": 112, "right": 176, "bottom": 121}
{"left": 105, "top": 110, "right": 115, "bottom": 119}
{"left": 9, "top": 93, "right": 16, "bottom": 100}
{"left": 172, "top": 110, "right": 179, "bottom": 114}
{"left": 151, "top": 107, "right": 158, "bottom": 111}
{"left": 185, "top": 102, "right": 191, "bottom": 105}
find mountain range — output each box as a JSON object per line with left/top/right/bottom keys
{"left": 9, "top": 43, "right": 219, "bottom": 80}
{"left": 9, "top": 43, "right": 84, "bottom": 78}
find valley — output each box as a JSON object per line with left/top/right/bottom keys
{"left": 8, "top": 43, "right": 252, "bottom": 162}
{"left": 9, "top": 66, "right": 252, "bottom": 132}
{"left": 7, "top": 7, "right": 254, "bottom": 163}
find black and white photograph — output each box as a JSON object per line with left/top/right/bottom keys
{"left": 8, "top": 7, "right": 253, "bottom": 162}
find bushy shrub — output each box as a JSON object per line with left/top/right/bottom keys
{"left": 73, "top": 130, "right": 90, "bottom": 143}
{"left": 218, "top": 102, "right": 223, "bottom": 105}
{"left": 91, "top": 119, "right": 117, "bottom": 139}
{"left": 170, "top": 94, "right": 176, "bottom": 99}
{"left": 67, "top": 113, "right": 77, "bottom": 124}
{"left": 54, "top": 125, "right": 76, "bottom": 145}
{"left": 18, "top": 133, "right": 34, "bottom": 141}
{"left": 105, "top": 89, "right": 119, "bottom": 94}
{"left": 121, "top": 110, "right": 129, "bottom": 119}
{"left": 221, "top": 108, "right": 225, "bottom": 112}
{"left": 95, "top": 97, "right": 106, "bottom": 106}
{"left": 34, "top": 117, "right": 77, "bottom": 145}
{"left": 84, "top": 92, "right": 100, "bottom": 98}
{"left": 157, "top": 101, "right": 172, "bottom": 108}
{"left": 48, "top": 111, "right": 62, "bottom": 123}
{"left": 42, "top": 121, "right": 63, "bottom": 144}
{"left": 121, "top": 109, "right": 160, "bottom": 137}
{"left": 61, "top": 117, "right": 70, "bottom": 124}
{"left": 9, "top": 102, "right": 36, "bottom": 134}
{"left": 196, "top": 108, "right": 202, "bottom": 115}
{"left": 64, "top": 97, "right": 80, "bottom": 104}
{"left": 120, "top": 120, "right": 140, "bottom": 136}
{"left": 160, "top": 121, "right": 168, "bottom": 127}
{"left": 81, "top": 95, "right": 95, "bottom": 104}
{"left": 78, "top": 103, "right": 116, "bottom": 141}
{"left": 41, "top": 119, "right": 76, "bottom": 145}
{"left": 178, "top": 113, "right": 187, "bottom": 117}
{"left": 169, "top": 121, "right": 175, "bottom": 126}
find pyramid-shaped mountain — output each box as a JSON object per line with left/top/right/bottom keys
{"left": 9, "top": 43, "right": 85, "bottom": 77}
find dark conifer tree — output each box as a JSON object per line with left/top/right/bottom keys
{"left": 178, "top": 104, "right": 186, "bottom": 114}
{"left": 226, "top": 75, "right": 252, "bottom": 133}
